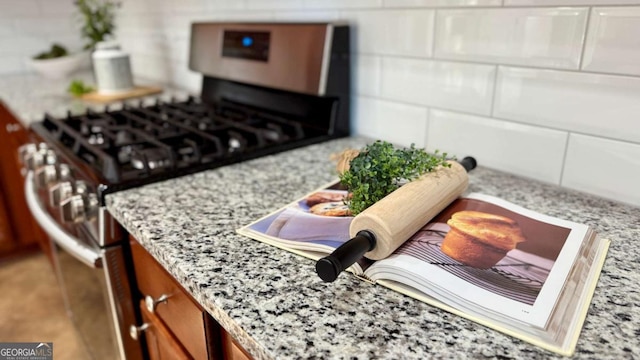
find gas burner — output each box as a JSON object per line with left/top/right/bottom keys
{"left": 36, "top": 97, "right": 324, "bottom": 183}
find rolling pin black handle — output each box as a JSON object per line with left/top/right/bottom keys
{"left": 459, "top": 156, "right": 477, "bottom": 173}
{"left": 316, "top": 230, "right": 377, "bottom": 283}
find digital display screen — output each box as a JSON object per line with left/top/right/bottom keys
{"left": 222, "top": 30, "right": 270, "bottom": 62}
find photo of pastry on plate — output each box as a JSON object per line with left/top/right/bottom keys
{"left": 441, "top": 211, "right": 526, "bottom": 269}
{"left": 304, "top": 191, "right": 352, "bottom": 217}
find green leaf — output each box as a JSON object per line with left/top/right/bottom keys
{"left": 68, "top": 80, "right": 94, "bottom": 96}
{"left": 338, "top": 140, "right": 453, "bottom": 215}
{"left": 75, "top": 0, "right": 120, "bottom": 50}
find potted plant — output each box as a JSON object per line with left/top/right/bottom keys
{"left": 75, "top": 0, "right": 120, "bottom": 50}
{"left": 30, "top": 43, "right": 87, "bottom": 79}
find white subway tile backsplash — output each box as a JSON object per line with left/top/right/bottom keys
{"left": 0, "top": 21, "right": 14, "bottom": 36}
{"left": 14, "top": 17, "right": 77, "bottom": 39}
{"left": 273, "top": 10, "right": 340, "bottom": 21}
{"left": 129, "top": 54, "right": 172, "bottom": 83}
{"left": 434, "top": 8, "right": 588, "bottom": 69}
{"left": 157, "top": 0, "right": 221, "bottom": 13}
{"left": 352, "top": 96, "right": 428, "bottom": 147}
{"left": 158, "top": 14, "right": 202, "bottom": 38}
{"left": 12, "top": 18, "right": 47, "bottom": 37}
{"left": 169, "top": 62, "right": 202, "bottom": 94}
{"left": 38, "top": 0, "right": 76, "bottom": 14}
{"left": 0, "top": 0, "right": 39, "bottom": 17}
{"left": 132, "top": 35, "right": 170, "bottom": 59}
{"left": 165, "top": 36, "right": 190, "bottom": 64}
{"left": 343, "top": 9, "right": 434, "bottom": 57}
{"left": 494, "top": 66, "right": 640, "bottom": 143}
{"left": 0, "top": 36, "right": 49, "bottom": 56}
{"left": 115, "top": 13, "right": 166, "bottom": 36}
{"left": 204, "top": 0, "right": 248, "bottom": 11}
{"left": 381, "top": 57, "right": 495, "bottom": 115}
{"left": 426, "top": 109, "right": 567, "bottom": 184}
{"left": 582, "top": 7, "right": 640, "bottom": 76}
{"left": 383, "top": 0, "right": 501, "bottom": 7}
{"left": 1, "top": 0, "right": 639, "bottom": 201}
{"left": 246, "top": 0, "right": 305, "bottom": 10}
{"left": 42, "top": 17, "right": 78, "bottom": 36}
{"left": 306, "top": 0, "right": 382, "bottom": 9}
{"left": 506, "top": 0, "right": 640, "bottom": 5}
{"left": 0, "top": 56, "right": 25, "bottom": 75}
{"left": 562, "top": 134, "right": 640, "bottom": 207}
{"left": 49, "top": 35, "right": 84, "bottom": 53}
{"left": 118, "top": 0, "right": 157, "bottom": 15}
{"left": 203, "top": 10, "right": 274, "bottom": 21}
{"left": 353, "top": 55, "right": 381, "bottom": 96}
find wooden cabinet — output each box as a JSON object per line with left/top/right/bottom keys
{"left": 132, "top": 237, "right": 253, "bottom": 360}
{"left": 221, "top": 331, "right": 253, "bottom": 360}
{"left": 129, "top": 237, "right": 254, "bottom": 360}
{"left": 0, "top": 101, "right": 48, "bottom": 259}
{"left": 0, "top": 190, "right": 15, "bottom": 253}
{"left": 139, "top": 300, "right": 192, "bottom": 360}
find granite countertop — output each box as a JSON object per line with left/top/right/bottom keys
{"left": 3, "top": 71, "right": 636, "bottom": 359}
{"left": 0, "top": 71, "right": 190, "bottom": 126}
{"left": 105, "top": 136, "right": 640, "bottom": 360}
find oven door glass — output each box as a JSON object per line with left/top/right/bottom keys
{"left": 24, "top": 171, "right": 142, "bottom": 360}
{"left": 54, "top": 243, "right": 121, "bottom": 359}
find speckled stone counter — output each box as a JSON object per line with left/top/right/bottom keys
{"left": 0, "top": 72, "right": 190, "bottom": 126}
{"left": 105, "top": 136, "right": 640, "bottom": 360}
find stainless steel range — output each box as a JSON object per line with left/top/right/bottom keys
{"left": 20, "top": 22, "right": 349, "bottom": 359}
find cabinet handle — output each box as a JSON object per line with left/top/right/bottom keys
{"left": 145, "top": 294, "right": 169, "bottom": 314}
{"left": 6, "top": 123, "right": 20, "bottom": 133}
{"left": 129, "top": 323, "right": 149, "bottom": 340}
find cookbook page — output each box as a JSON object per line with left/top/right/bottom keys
{"left": 237, "top": 180, "right": 372, "bottom": 274}
{"left": 365, "top": 193, "right": 590, "bottom": 328}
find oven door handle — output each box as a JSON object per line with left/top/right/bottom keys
{"left": 25, "top": 171, "right": 102, "bottom": 268}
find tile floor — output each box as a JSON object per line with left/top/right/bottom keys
{"left": 0, "top": 252, "right": 90, "bottom": 359}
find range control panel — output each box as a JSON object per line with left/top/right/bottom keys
{"left": 222, "top": 30, "right": 270, "bottom": 62}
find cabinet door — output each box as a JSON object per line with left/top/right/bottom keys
{"left": 139, "top": 301, "right": 192, "bottom": 360}
{"left": 0, "top": 101, "right": 49, "bottom": 259}
{"left": 0, "top": 190, "right": 15, "bottom": 253}
{"left": 221, "top": 331, "right": 253, "bottom": 360}
{"left": 130, "top": 236, "right": 228, "bottom": 360}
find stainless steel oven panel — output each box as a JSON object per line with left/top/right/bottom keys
{"left": 98, "top": 208, "right": 123, "bottom": 248}
{"left": 53, "top": 245, "right": 120, "bottom": 359}
{"left": 26, "top": 172, "right": 101, "bottom": 267}
{"left": 25, "top": 171, "right": 142, "bottom": 360}
{"left": 190, "top": 23, "right": 331, "bottom": 95}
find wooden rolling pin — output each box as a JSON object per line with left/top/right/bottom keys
{"left": 316, "top": 157, "right": 477, "bottom": 282}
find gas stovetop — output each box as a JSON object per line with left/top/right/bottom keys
{"left": 32, "top": 96, "right": 328, "bottom": 186}
{"left": 26, "top": 23, "right": 350, "bottom": 204}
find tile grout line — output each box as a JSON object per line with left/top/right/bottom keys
{"left": 430, "top": 9, "right": 438, "bottom": 58}
{"left": 489, "top": 64, "right": 500, "bottom": 117}
{"left": 357, "top": 52, "right": 640, "bottom": 80}
{"left": 558, "top": 133, "right": 572, "bottom": 186}
{"left": 577, "top": 6, "right": 593, "bottom": 71}
{"left": 355, "top": 93, "right": 640, "bottom": 147}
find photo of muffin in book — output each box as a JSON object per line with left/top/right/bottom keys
{"left": 237, "top": 181, "right": 609, "bottom": 356}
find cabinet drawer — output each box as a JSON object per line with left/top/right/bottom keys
{"left": 139, "top": 300, "right": 191, "bottom": 360}
{"left": 221, "top": 330, "right": 253, "bottom": 360}
{"left": 130, "top": 238, "right": 208, "bottom": 360}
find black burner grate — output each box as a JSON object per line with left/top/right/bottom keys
{"left": 39, "top": 97, "right": 314, "bottom": 183}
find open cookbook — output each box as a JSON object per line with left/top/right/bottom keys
{"left": 237, "top": 180, "right": 610, "bottom": 356}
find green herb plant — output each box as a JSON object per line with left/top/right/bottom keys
{"left": 339, "top": 140, "right": 451, "bottom": 215}
{"left": 33, "top": 44, "right": 68, "bottom": 60}
{"left": 75, "top": 0, "right": 120, "bottom": 50}
{"left": 67, "top": 80, "right": 95, "bottom": 96}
